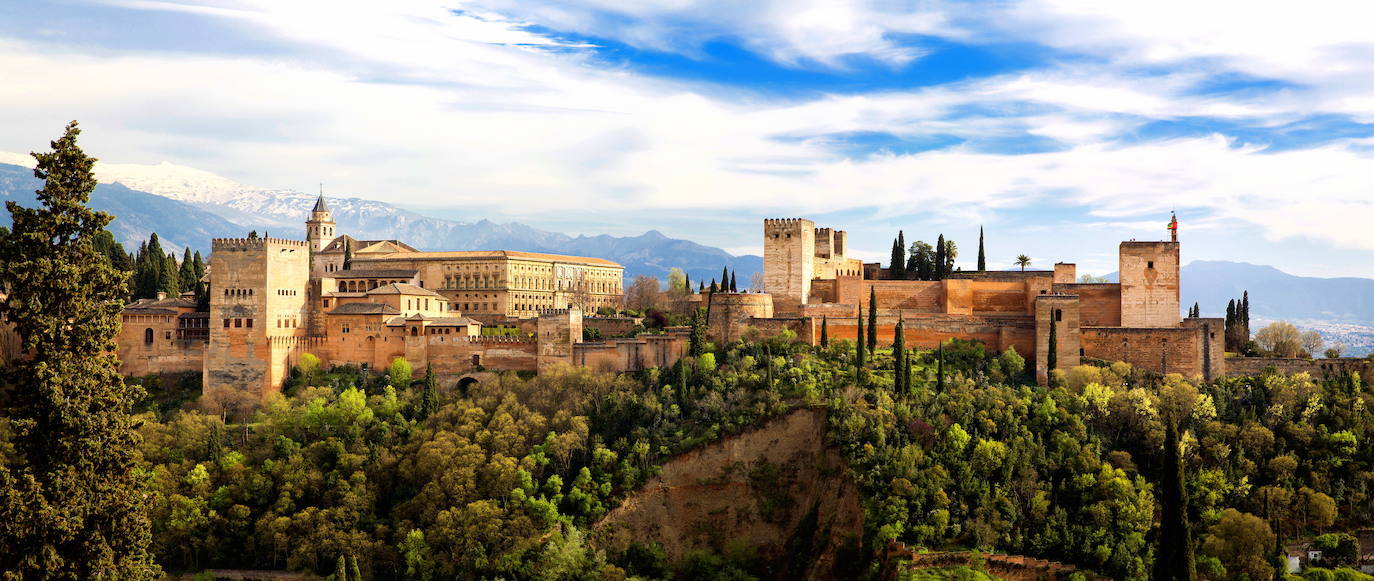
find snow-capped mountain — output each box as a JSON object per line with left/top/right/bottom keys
{"left": 0, "top": 153, "right": 762, "bottom": 282}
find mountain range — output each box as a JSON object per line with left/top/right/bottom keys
{"left": 0, "top": 157, "right": 761, "bottom": 284}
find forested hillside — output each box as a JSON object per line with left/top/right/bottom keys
{"left": 104, "top": 333, "right": 1374, "bottom": 580}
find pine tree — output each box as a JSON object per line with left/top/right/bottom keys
{"left": 729, "top": 270, "right": 737, "bottom": 292}
{"left": 819, "top": 316, "right": 829, "bottom": 347}
{"left": 160, "top": 250, "right": 179, "bottom": 297}
{"left": 179, "top": 247, "right": 196, "bottom": 293}
{"left": 1241, "top": 290, "right": 1250, "bottom": 341}
{"left": 1154, "top": 415, "right": 1198, "bottom": 581}
{"left": 195, "top": 282, "right": 210, "bottom": 312}
{"left": 0, "top": 121, "right": 158, "bottom": 577}
{"left": 698, "top": 281, "right": 704, "bottom": 293}
{"left": 684, "top": 273, "right": 691, "bottom": 294}
{"left": 343, "top": 239, "right": 353, "bottom": 270}
{"left": 977, "top": 226, "right": 987, "bottom": 271}
{"left": 867, "top": 286, "right": 877, "bottom": 353}
{"left": 709, "top": 279, "right": 718, "bottom": 293}
{"left": 721, "top": 266, "right": 729, "bottom": 292}
{"left": 207, "top": 422, "right": 223, "bottom": 464}
{"left": 934, "top": 234, "right": 946, "bottom": 280}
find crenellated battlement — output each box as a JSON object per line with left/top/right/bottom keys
{"left": 463, "top": 335, "right": 536, "bottom": 344}
{"left": 763, "top": 218, "right": 812, "bottom": 231}
{"left": 212, "top": 237, "right": 310, "bottom": 250}
{"left": 538, "top": 308, "right": 573, "bottom": 317}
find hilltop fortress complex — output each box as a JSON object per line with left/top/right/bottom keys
{"left": 118, "top": 200, "right": 1331, "bottom": 398}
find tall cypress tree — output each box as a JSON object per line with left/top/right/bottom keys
{"left": 819, "top": 316, "right": 829, "bottom": 348}
{"left": 721, "top": 266, "right": 729, "bottom": 292}
{"left": 729, "top": 270, "right": 737, "bottom": 293}
{"left": 1225, "top": 299, "right": 1237, "bottom": 351}
{"left": 1241, "top": 290, "right": 1250, "bottom": 340}
{"left": 936, "top": 343, "right": 945, "bottom": 393}
{"left": 889, "top": 233, "right": 906, "bottom": 279}
{"left": 343, "top": 239, "right": 353, "bottom": 270}
{"left": 1154, "top": 415, "right": 1198, "bottom": 581}
{"left": 934, "top": 234, "right": 947, "bottom": 280}
{"left": 1047, "top": 312, "right": 1058, "bottom": 380}
{"left": 867, "top": 286, "right": 877, "bottom": 353}
{"left": 977, "top": 226, "right": 987, "bottom": 271}
{"left": 178, "top": 247, "right": 196, "bottom": 293}
{"left": 419, "top": 363, "right": 439, "bottom": 420}
{"left": 0, "top": 121, "right": 158, "bottom": 577}
{"left": 192, "top": 250, "right": 205, "bottom": 282}
{"left": 855, "top": 304, "right": 866, "bottom": 369}
{"left": 892, "top": 318, "right": 905, "bottom": 393}
{"left": 683, "top": 273, "right": 691, "bottom": 294}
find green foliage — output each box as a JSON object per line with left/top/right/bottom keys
{"left": 0, "top": 121, "right": 159, "bottom": 577}
{"left": 1313, "top": 533, "right": 1359, "bottom": 568}
{"left": 387, "top": 356, "right": 413, "bottom": 387}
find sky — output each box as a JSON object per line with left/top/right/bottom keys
{"left": 2, "top": 1, "right": 1374, "bottom": 278}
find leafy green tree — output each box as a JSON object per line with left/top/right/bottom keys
{"left": 1203, "top": 509, "right": 1275, "bottom": 581}
{"left": 1313, "top": 533, "right": 1359, "bottom": 568}
{"left": 399, "top": 529, "right": 435, "bottom": 581}
{"left": 689, "top": 307, "right": 707, "bottom": 357}
{"left": 977, "top": 226, "right": 986, "bottom": 271}
{"left": 419, "top": 363, "right": 439, "bottom": 420}
{"left": 908, "top": 240, "right": 935, "bottom": 280}
{"left": 1015, "top": 254, "right": 1031, "bottom": 271}
{"left": 0, "top": 121, "right": 159, "bottom": 578}
{"left": 388, "top": 356, "right": 413, "bottom": 387}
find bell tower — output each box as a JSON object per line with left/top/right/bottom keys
{"left": 305, "top": 193, "right": 335, "bottom": 253}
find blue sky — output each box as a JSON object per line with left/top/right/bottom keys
{"left": 3, "top": 0, "right": 1374, "bottom": 278}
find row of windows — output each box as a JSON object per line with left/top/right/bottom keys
{"left": 223, "top": 318, "right": 253, "bottom": 328}
{"left": 277, "top": 317, "right": 299, "bottom": 328}
{"left": 339, "top": 279, "right": 408, "bottom": 292}
{"left": 275, "top": 289, "right": 298, "bottom": 296}
{"left": 224, "top": 288, "right": 253, "bottom": 297}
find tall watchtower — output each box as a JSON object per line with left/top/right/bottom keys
{"left": 306, "top": 194, "right": 335, "bottom": 253}
{"left": 1119, "top": 240, "right": 1181, "bottom": 327}
{"left": 204, "top": 236, "right": 311, "bottom": 400}
{"left": 763, "top": 218, "right": 815, "bottom": 316}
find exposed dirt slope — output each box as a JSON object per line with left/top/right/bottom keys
{"left": 594, "top": 407, "right": 864, "bottom": 580}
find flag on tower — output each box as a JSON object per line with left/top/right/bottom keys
{"left": 1168, "top": 213, "right": 1178, "bottom": 231}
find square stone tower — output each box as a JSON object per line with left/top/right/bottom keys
{"left": 205, "top": 236, "right": 311, "bottom": 399}
{"left": 763, "top": 218, "right": 815, "bottom": 316}
{"left": 1119, "top": 241, "right": 1180, "bottom": 327}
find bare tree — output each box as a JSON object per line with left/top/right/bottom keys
{"left": 624, "top": 275, "right": 662, "bottom": 311}
{"left": 1300, "top": 330, "right": 1324, "bottom": 356}
{"left": 749, "top": 272, "right": 765, "bottom": 293}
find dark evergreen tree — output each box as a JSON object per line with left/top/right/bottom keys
{"left": 1154, "top": 415, "right": 1198, "bottom": 581}
{"left": 729, "top": 270, "right": 737, "bottom": 292}
{"left": 688, "top": 307, "right": 707, "bottom": 357}
{"left": 892, "top": 318, "right": 906, "bottom": 393}
{"left": 192, "top": 250, "right": 205, "bottom": 282}
{"left": 709, "top": 279, "right": 718, "bottom": 294}
{"left": 721, "top": 266, "right": 729, "bottom": 292}
{"left": 0, "top": 121, "right": 158, "bottom": 577}
{"left": 683, "top": 273, "right": 690, "bottom": 294}
{"left": 1047, "top": 312, "right": 1058, "bottom": 379}
{"left": 934, "top": 234, "right": 947, "bottom": 280}
{"left": 867, "top": 286, "right": 877, "bottom": 353}
{"left": 855, "top": 303, "right": 866, "bottom": 369}
{"left": 977, "top": 226, "right": 986, "bottom": 271}
{"left": 159, "top": 250, "right": 179, "bottom": 297}
{"left": 698, "top": 281, "right": 704, "bottom": 293}
{"left": 419, "top": 363, "right": 439, "bottom": 420}
{"left": 819, "top": 316, "right": 829, "bottom": 348}
{"left": 207, "top": 422, "right": 223, "bottom": 465}
{"left": 343, "top": 239, "right": 353, "bottom": 270}
{"left": 889, "top": 233, "right": 906, "bottom": 279}
{"left": 348, "top": 554, "right": 362, "bottom": 581}
{"left": 195, "top": 281, "right": 210, "bottom": 312}
{"left": 1241, "top": 290, "right": 1250, "bottom": 341}
{"left": 178, "top": 247, "right": 196, "bottom": 293}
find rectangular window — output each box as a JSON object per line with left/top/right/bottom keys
{"left": 246, "top": 318, "right": 253, "bottom": 328}
{"left": 224, "top": 318, "right": 231, "bottom": 328}
{"left": 234, "top": 319, "right": 242, "bottom": 328}
{"left": 1147, "top": 261, "right": 1154, "bottom": 269}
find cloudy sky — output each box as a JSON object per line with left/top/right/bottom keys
{"left": 3, "top": 1, "right": 1374, "bottom": 277}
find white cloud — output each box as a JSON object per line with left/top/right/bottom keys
{"left": 1, "top": 0, "right": 1373, "bottom": 266}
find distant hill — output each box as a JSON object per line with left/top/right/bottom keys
{"left": 1179, "top": 261, "right": 1374, "bottom": 325}
{"left": 0, "top": 163, "right": 241, "bottom": 253}
{"left": 0, "top": 160, "right": 760, "bottom": 283}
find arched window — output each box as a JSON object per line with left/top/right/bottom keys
{"left": 144, "top": 328, "right": 154, "bottom": 344}
{"left": 410, "top": 327, "right": 418, "bottom": 336}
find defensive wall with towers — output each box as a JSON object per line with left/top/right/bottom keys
{"left": 710, "top": 217, "right": 1224, "bottom": 384}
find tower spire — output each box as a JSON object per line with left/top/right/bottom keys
{"left": 1168, "top": 211, "right": 1178, "bottom": 242}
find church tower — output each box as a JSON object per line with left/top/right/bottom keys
{"left": 306, "top": 194, "right": 335, "bottom": 253}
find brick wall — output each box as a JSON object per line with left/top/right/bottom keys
{"left": 1055, "top": 283, "right": 1122, "bottom": 327}
{"left": 1226, "top": 357, "right": 1374, "bottom": 380}
{"left": 1119, "top": 241, "right": 1180, "bottom": 327}
{"left": 1035, "top": 296, "right": 1081, "bottom": 385}
{"left": 1081, "top": 326, "right": 1206, "bottom": 378}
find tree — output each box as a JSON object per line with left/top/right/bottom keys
{"left": 1155, "top": 416, "right": 1198, "bottom": 581}
{"left": 399, "top": 529, "right": 435, "bottom": 580}
{"left": 720, "top": 266, "right": 729, "bottom": 293}
{"left": 331, "top": 554, "right": 348, "bottom": 581}
{"left": 388, "top": 356, "right": 413, "bottom": 387}
{"left": 419, "top": 363, "right": 439, "bottom": 420}
{"left": 1015, "top": 254, "right": 1031, "bottom": 271}
{"left": 0, "top": 121, "right": 158, "bottom": 577}
{"left": 1300, "top": 330, "right": 1323, "bottom": 356}
{"left": 936, "top": 343, "right": 945, "bottom": 393}
{"left": 942, "top": 238, "right": 958, "bottom": 274}
{"left": 977, "top": 226, "right": 986, "bottom": 271}
{"left": 1047, "top": 312, "right": 1058, "bottom": 379}
{"left": 1202, "top": 509, "right": 1275, "bottom": 581}
{"left": 178, "top": 247, "right": 196, "bottom": 293}
{"left": 1078, "top": 273, "right": 1110, "bottom": 283}
{"left": 729, "top": 270, "right": 737, "bottom": 293}
{"left": 683, "top": 272, "right": 691, "bottom": 294}
{"left": 1254, "top": 321, "right": 1301, "bottom": 357}
{"left": 856, "top": 302, "right": 866, "bottom": 369}
{"left": 625, "top": 275, "right": 661, "bottom": 311}
{"left": 1313, "top": 533, "right": 1359, "bottom": 568}
{"left": 342, "top": 239, "right": 353, "bottom": 270}
{"left": 867, "top": 287, "right": 877, "bottom": 353}
{"left": 908, "top": 241, "right": 935, "bottom": 280}
{"left": 688, "top": 307, "right": 707, "bottom": 357}
{"left": 892, "top": 318, "right": 906, "bottom": 393}
{"left": 666, "top": 268, "right": 687, "bottom": 295}
{"left": 192, "top": 250, "right": 205, "bottom": 282}
{"left": 934, "top": 234, "right": 946, "bottom": 279}
{"left": 889, "top": 232, "right": 906, "bottom": 279}
{"left": 819, "top": 316, "right": 829, "bottom": 348}
{"left": 748, "top": 272, "right": 765, "bottom": 293}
